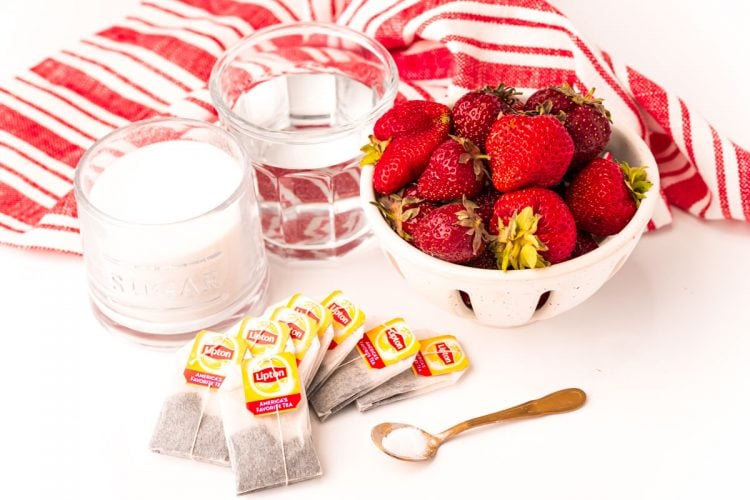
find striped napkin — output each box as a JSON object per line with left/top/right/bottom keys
{"left": 0, "top": 0, "right": 747, "bottom": 253}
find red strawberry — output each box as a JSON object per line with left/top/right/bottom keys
{"left": 412, "top": 199, "right": 486, "bottom": 263}
{"left": 569, "top": 231, "right": 599, "bottom": 259}
{"left": 524, "top": 86, "right": 577, "bottom": 114}
{"left": 452, "top": 84, "right": 520, "bottom": 148}
{"left": 464, "top": 248, "right": 498, "bottom": 270}
{"left": 417, "top": 136, "right": 487, "bottom": 201}
{"left": 473, "top": 188, "right": 501, "bottom": 223}
{"left": 362, "top": 100, "right": 451, "bottom": 195}
{"left": 525, "top": 84, "right": 612, "bottom": 167}
{"left": 373, "top": 100, "right": 439, "bottom": 140}
{"left": 374, "top": 185, "right": 436, "bottom": 240}
{"left": 490, "top": 187, "right": 577, "bottom": 269}
{"left": 565, "top": 157, "right": 652, "bottom": 236}
{"left": 485, "top": 114, "right": 574, "bottom": 192}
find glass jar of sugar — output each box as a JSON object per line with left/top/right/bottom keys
{"left": 74, "top": 117, "right": 269, "bottom": 346}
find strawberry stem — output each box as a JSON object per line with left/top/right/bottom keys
{"left": 481, "top": 83, "right": 521, "bottom": 108}
{"left": 455, "top": 197, "right": 488, "bottom": 255}
{"left": 492, "top": 207, "right": 550, "bottom": 271}
{"left": 618, "top": 161, "right": 653, "bottom": 207}
{"left": 360, "top": 135, "right": 390, "bottom": 167}
{"left": 373, "top": 191, "right": 421, "bottom": 240}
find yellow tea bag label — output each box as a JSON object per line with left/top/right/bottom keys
{"left": 242, "top": 352, "right": 302, "bottom": 415}
{"left": 183, "top": 330, "right": 242, "bottom": 389}
{"left": 287, "top": 293, "right": 333, "bottom": 336}
{"left": 237, "top": 317, "right": 290, "bottom": 357}
{"left": 322, "top": 290, "right": 366, "bottom": 349}
{"left": 356, "top": 318, "right": 420, "bottom": 369}
{"left": 270, "top": 307, "right": 316, "bottom": 363}
{"left": 412, "top": 335, "right": 469, "bottom": 376}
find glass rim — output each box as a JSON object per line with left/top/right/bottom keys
{"left": 208, "top": 21, "right": 399, "bottom": 145}
{"left": 73, "top": 116, "right": 251, "bottom": 228}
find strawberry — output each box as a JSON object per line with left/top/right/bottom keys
{"left": 485, "top": 114, "right": 574, "bottom": 192}
{"left": 417, "top": 136, "right": 487, "bottom": 201}
{"left": 565, "top": 157, "right": 652, "bottom": 236}
{"left": 374, "top": 185, "right": 436, "bottom": 240}
{"left": 362, "top": 100, "right": 451, "bottom": 195}
{"left": 412, "top": 199, "right": 486, "bottom": 264}
{"left": 473, "top": 188, "right": 501, "bottom": 223}
{"left": 452, "top": 84, "right": 520, "bottom": 148}
{"left": 464, "top": 248, "right": 498, "bottom": 270}
{"left": 525, "top": 83, "right": 612, "bottom": 167}
{"left": 373, "top": 100, "right": 438, "bottom": 140}
{"left": 569, "top": 231, "right": 599, "bottom": 259}
{"left": 490, "top": 187, "right": 577, "bottom": 269}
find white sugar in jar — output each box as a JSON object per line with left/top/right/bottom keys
{"left": 75, "top": 118, "right": 269, "bottom": 345}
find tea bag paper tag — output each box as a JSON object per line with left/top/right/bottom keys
{"left": 270, "top": 307, "right": 316, "bottom": 363}
{"left": 242, "top": 353, "right": 302, "bottom": 416}
{"left": 323, "top": 290, "right": 366, "bottom": 350}
{"left": 183, "top": 330, "right": 243, "bottom": 390}
{"left": 237, "top": 317, "right": 290, "bottom": 357}
{"left": 287, "top": 293, "right": 333, "bottom": 337}
{"left": 412, "top": 335, "right": 470, "bottom": 377}
{"left": 356, "top": 318, "right": 420, "bottom": 369}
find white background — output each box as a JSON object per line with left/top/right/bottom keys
{"left": 1, "top": 1, "right": 749, "bottom": 499}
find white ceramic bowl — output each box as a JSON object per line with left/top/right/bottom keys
{"left": 361, "top": 125, "right": 660, "bottom": 328}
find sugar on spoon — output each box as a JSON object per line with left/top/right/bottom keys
{"left": 371, "top": 388, "right": 586, "bottom": 461}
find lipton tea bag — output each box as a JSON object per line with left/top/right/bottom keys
{"left": 309, "top": 318, "right": 420, "bottom": 422}
{"left": 150, "top": 330, "right": 243, "bottom": 465}
{"left": 220, "top": 323, "right": 322, "bottom": 494}
{"left": 308, "top": 291, "right": 366, "bottom": 395}
{"left": 269, "top": 306, "right": 322, "bottom": 389}
{"left": 285, "top": 293, "right": 334, "bottom": 390}
{"left": 355, "top": 335, "right": 469, "bottom": 412}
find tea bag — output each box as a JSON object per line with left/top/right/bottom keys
{"left": 220, "top": 322, "right": 322, "bottom": 494}
{"left": 309, "top": 318, "right": 421, "bottom": 422}
{"left": 285, "top": 293, "right": 334, "bottom": 390}
{"left": 150, "top": 330, "right": 242, "bottom": 465}
{"left": 356, "top": 335, "right": 470, "bottom": 411}
{"left": 269, "top": 305, "right": 323, "bottom": 390}
{"left": 308, "top": 291, "right": 366, "bottom": 395}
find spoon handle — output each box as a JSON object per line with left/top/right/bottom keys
{"left": 437, "top": 388, "right": 586, "bottom": 442}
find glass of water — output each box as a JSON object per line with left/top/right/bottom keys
{"left": 210, "top": 22, "right": 398, "bottom": 260}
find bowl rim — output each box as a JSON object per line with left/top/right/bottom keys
{"left": 360, "top": 124, "right": 661, "bottom": 282}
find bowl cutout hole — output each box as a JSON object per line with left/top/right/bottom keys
{"left": 455, "top": 290, "right": 477, "bottom": 319}
{"left": 535, "top": 291, "right": 551, "bottom": 310}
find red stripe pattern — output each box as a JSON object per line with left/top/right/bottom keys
{"left": 0, "top": 0, "right": 748, "bottom": 253}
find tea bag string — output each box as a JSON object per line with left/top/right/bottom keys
{"left": 269, "top": 363, "right": 290, "bottom": 487}
{"left": 189, "top": 380, "right": 214, "bottom": 455}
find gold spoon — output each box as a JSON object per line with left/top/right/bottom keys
{"left": 371, "top": 387, "right": 587, "bottom": 461}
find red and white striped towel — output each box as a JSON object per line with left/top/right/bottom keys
{"left": 0, "top": 0, "right": 747, "bottom": 253}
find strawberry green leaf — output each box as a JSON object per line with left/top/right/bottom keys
{"left": 618, "top": 161, "right": 653, "bottom": 207}
{"left": 493, "top": 207, "right": 550, "bottom": 271}
{"left": 360, "top": 135, "right": 390, "bottom": 167}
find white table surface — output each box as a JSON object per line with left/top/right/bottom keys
{"left": 1, "top": 1, "right": 749, "bottom": 499}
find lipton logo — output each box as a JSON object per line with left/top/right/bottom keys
{"left": 202, "top": 344, "right": 234, "bottom": 361}
{"left": 435, "top": 342, "right": 455, "bottom": 365}
{"left": 253, "top": 366, "right": 288, "bottom": 383}
{"left": 285, "top": 322, "right": 305, "bottom": 341}
{"left": 246, "top": 329, "right": 277, "bottom": 346}
{"left": 294, "top": 306, "right": 320, "bottom": 323}
{"left": 329, "top": 303, "right": 352, "bottom": 326}
{"left": 385, "top": 328, "right": 406, "bottom": 351}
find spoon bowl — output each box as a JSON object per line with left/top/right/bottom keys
{"left": 371, "top": 422, "right": 441, "bottom": 461}
{"left": 372, "top": 388, "right": 587, "bottom": 461}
